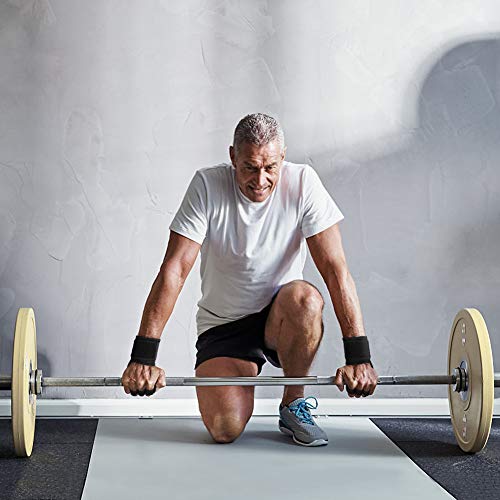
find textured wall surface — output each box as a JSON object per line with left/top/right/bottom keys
{"left": 1, "top": 0, "right": 500, "bottom": 399}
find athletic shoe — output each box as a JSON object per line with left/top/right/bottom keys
{"left": 278, "top": 396, "right": 328, "bottom": 446}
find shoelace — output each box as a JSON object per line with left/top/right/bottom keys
{"left": 288, "top": 396, "right": 319, "bottom": 425}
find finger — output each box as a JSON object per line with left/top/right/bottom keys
{"left": 345, "top": 376, "right": 359, "bottom": 393}
{"left": 347, "top": 387, "right": 364, "bottom": 398}
{"left": 365, "top": 382, "right": 374, "bottom": 396}
{"left": 157, "top": 369, "right": 166, "bottom": 389}
{"left": 145, "top": 380, "right": 156, "bottom": 396}
{"left": 129, "top": 375, "right": 145, "bottom": 395}
{"left": 128, "top": 381, "right": 139, "bottom": 393}
{"left": 146, "top": 377, "right": 156, "bottom": 393}
{"left": 346, "top": 386, "right": 361, "bottom": 398}
{"left": 334, "top": 369, "right": 344, "bottom": 391}
{"left": 121, "top": 374, "right": 130, "bottom": 394}
{"left": 121, "top": 378, "right": 129, "bottom": 394}
{"left": 132, "top": 373, "right": 147, "bottom": 393}
{"left": 358, "top": 382, "right": 369, "bottom": 397}
{"left": 142, "top": 368, "right": 163, "bottom": 396}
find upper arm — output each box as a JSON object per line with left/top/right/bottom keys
{"left": 300, "top": 166, "right": 344, "bottom": 239}
{"left": 306, "top": 223, "right": 348, "bottom": 282}
{"left": 168, "top": 171, "right": 208, "bottom": 246}
{"left": 161, "top": 230, "right": 201, "bottom": 280}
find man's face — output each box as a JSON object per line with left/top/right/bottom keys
{"left": 229, "top": 140, "right": 286, "bottom": 202}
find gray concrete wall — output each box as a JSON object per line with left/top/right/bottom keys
{"left": 1, "top": 0, "right": 499, "bottom": 399}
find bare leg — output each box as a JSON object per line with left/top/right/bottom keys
{"left": 264, "top": 280, "right": 324, "bottom": 406}
{"left": 195, "top": 357, "right": 258, "bottom": 443}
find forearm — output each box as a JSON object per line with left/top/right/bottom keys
{"left": 326, "top": 271, "right": 366, "bottom": 338}
{"left": 137, "top": 264, "right": 186, "bottom": 339}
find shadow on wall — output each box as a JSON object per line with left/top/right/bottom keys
{"left": 303, "top": 37, "right": 500, "bottom": 389}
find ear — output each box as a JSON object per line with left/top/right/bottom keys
{"left": 229, "top": 145, "right": 235, "bottom": 165}
{"left": 281, "top": 146, "right": 287, "bottom": 160}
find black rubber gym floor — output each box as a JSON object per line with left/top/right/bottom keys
{"left": 371, "top": 418, "right": 500, "bottom": 500}
{"left": 0, "top": 417, "right": 498, "bottom": 499}
{"left": 0, "top": 418, "right": 97, "bottom": 500}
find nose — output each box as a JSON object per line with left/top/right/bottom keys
{"left": 255, "top": 170, "right": 267, "bottom": 188}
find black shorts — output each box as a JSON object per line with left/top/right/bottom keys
{"left": 194, "top": 292, "right": 281, "bottom": 375}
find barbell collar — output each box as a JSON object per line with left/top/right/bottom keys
{"left": 0, "top": 376, "right": 11, "bottom": 390}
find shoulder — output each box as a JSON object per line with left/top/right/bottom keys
{"left": 197, "top": 163, "right": 232, "bottom": 180}
{"left": 280, "top": 161, "right": 317, "bottom": 189}
{"left": 189, "top": 164, "right": 233, "bottom": 206}
{"left": 282, "top": 161, "right": 316, "bottom": 177}
{"left": 193, "top": 163, "right": 231, "bottom": 190}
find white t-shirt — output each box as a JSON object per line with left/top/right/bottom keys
{"left": 169, "top": 161, "right": 344, "bottom": 336}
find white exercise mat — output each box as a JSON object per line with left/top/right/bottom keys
{"left": 82, "top": 416, "right": 453, "bottom": 500}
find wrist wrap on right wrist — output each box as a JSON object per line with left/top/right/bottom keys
{"left": 343, "top": 336, "right": 371, "bottom": 366}
{"left": 130, "top": 336, "right": 160, "bottom": 366}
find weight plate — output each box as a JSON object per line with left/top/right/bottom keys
{"left": 12, "top": 308, "right": 37, "bottom": 457}
{"left": 448, "top": 308, "right": 494, "bottom": 453}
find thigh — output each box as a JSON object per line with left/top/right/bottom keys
{"left": 195, "top": 357, "right": 258, "bottom": 425}
{"left": 264, "top": 279, "right": 323, "bottom": 350}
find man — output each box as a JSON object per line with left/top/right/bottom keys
{"left": 121, "top": 113, "right": 378, "bottom": 446}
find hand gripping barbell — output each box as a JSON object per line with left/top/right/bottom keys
{"left": 1, "top": 307, "right": 498, "bottom": 457}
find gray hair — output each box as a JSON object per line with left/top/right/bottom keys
{"left": 233, "top": 113, "right": 285, "bottom": 152}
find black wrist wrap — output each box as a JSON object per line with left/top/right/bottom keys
{"left": 130, "top": 336, "right": 160, "bottom": 366}
{"left": 343, "top": 336, "right": 371, "bottom": 366}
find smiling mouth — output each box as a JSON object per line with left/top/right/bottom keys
{"left": 249, "top": 186, "right": 269, "bottom": 194}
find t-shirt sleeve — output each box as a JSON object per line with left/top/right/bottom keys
{"left": 168, "top": 171, "right": 208, "bottom": 245}
{"left": 300, "top": 166, "right": 344, "bottom": 238}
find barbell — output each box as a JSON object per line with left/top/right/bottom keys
{"left": 1, "top": 307, "right": 498, "bottom": 457}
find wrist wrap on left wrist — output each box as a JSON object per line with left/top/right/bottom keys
{"left": 130, "top": 336, "right": 160, "bottom": 366}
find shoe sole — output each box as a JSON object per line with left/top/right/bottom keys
{"left": 279, "top": 422, "right": 328, "bottom": 447}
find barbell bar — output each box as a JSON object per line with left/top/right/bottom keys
{"left": 4, "top": 374, "right": 500, "bottom": 389}
{"left": 1, "top": 306, "right": 497, "bottom": 457}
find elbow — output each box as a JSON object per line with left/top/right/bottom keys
{"left": 159, "top": 260, "right": 188, "bottom": 287}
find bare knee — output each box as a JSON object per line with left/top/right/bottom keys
{"left": 297, "top": 282, "right": 324, "bottom": 312}
{"left": 206, "top": 414, "right": 249, "bottom": 444}
{"left": 283, "top": 280, "right": 324, "bottom": 318}
{"left": 265, "top": 281, "right": 324, "bottom": 351}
